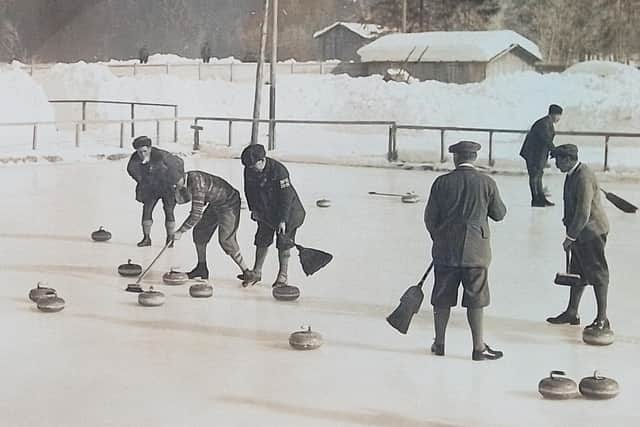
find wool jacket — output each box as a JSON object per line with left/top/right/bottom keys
{"left": 520, "top": 115, "right": 556, "bottom": 170}
{"left": 563, "top": 163, "right": 609, "bottom": 241}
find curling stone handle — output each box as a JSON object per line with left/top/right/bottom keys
{"left": 134, "top": 241, "right": 172, "bottom": 285}
{"left": 416, "top": 261, "right": 435, "bottom": 289}
{"left": 550, "top": 370, "right": 566, "bottom": 378}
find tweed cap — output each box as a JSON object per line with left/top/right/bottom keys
{"left": 132, "top": 136, "right": 152, "bottom": 149}
{"left": 241, "top": 144, "right": 267, "bottom": 166}
{"left": 448, "top": 140, "right": 481, "bottom": 153}
{"left": 548, "top": 104, "right": 563, "bottom": 115}
{"left": 551, "top": 144, "right": 578, "bottom": 158}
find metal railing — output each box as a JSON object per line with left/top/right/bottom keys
{"left": 0, "top": 117, "right": 193, "bottom": 150}
{"left": 191, "top": 116, "right": 640, "bottom": 171}
{"left": 49, "top": 99, "right": 179, "bottom": 141}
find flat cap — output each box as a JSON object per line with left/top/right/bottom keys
{"left": 551, "top": 143, "right": 578, "bottom": 158}
{"left": 241, "top": 143, "right": 266, "bottom": 166}
{"left": 548, "top": 104, "right": 563, "bottom": 115}
{"left": 132, "top": 135, "right": 152, "bottom": 149}
{"left": 448, "top": 140, "right": 481, "bottom": 153}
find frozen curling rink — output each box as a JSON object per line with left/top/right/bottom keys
{"left": 0, "top": 156, "right": 638, "bottom": 427}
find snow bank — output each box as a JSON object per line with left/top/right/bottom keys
{"left": 565, "top": 60, "right": 638, "bottom": 77}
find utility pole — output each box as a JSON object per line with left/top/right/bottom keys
{"left": 268, "top": 0, "right": 278, "bottom": 150}
{"left": 250, "top": 0, "right": 270, "bottom": 145}
{"left": 402, "top": 0, "right": 407, "bottom": 32}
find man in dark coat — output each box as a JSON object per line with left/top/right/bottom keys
{"left": 239, "top": 144, "right": 306, "bottom": 287}
{"left": 172, "top": 170, "right": 250, "bottom": 281}
{"left": 126, "top": 136, "right": 184, "bottom": 247}
{"left": 201, "top": 41, "right": 211, "bottom": 63}
{"left": 520, "top": 104, "right": 563, "bottom": 207}
{"left": 138, "top": 45, "right": 149, "bottom": 64}
{"left": 546, "top": 144, "right": 611, "bottom": 333}
{"left": 425, "top": 140, "right": 507, "bottom": 361}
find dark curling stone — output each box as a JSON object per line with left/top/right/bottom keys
{"left": 138, "top": 286, "right": 165, "bottom": 307}
{"left": 37, "top": 295, "right": 65, "bottom": 313}
{"left": 162, "top": 268, "right": 189, "bottom": 286}
{"left": 118, "top": 259, "right": 142, "bottom": 277}
{"left": 401, "top": 192, "right": 420, "bottom": 204}
{"left": 272, "top": 284, "right": 300, "bottom": 301}
{"left": 189, "top": 280, "right": 213, "bottom": 298}
{"left": 316, "top": 199, "right": 331, "bottom": 208}
{"left": 538, "top": 371, "right": 578, "bottom": 400}
{"left": 29, "top": 282, "right": 57, "bottom": 302}
{"left": 91, "top": 226, "right": 112, "bottom": 242}
{"left": 289, "top": 326, "right": 323, "bottom": 350}
{"left": 583, "top": 326, "right": 615, "bottom": 346}
{"left": 579, "top": 371, "right": 619, "bottom": 400}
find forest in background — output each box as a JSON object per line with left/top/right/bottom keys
{"left": 1, "top": 0, "right": 639, "bottom": 64}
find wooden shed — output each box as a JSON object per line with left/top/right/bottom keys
{"left": 313, "top": 22, "right": 387, "bottom": 61}
{"left": 357, "top": 30, "right": 543, "bottom": 83}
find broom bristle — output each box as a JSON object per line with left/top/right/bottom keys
{"left": 297, "top": 246, "right": 333, "bottom": 276}
{"left": 605, "top": 192, "right": 638, "bottom": 213}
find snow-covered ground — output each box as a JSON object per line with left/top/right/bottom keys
{"left": 0, "top": 158, "right": 638, "bottom": 427}
{"left": 0, "top": 58, "right": 639, "bottom": 171}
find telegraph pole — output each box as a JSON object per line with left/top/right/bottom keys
{"left": 268, "top": 0, "right": 278, "bottom": 150}
{"left": 250, "top": 0, "right": 270, "bottom": 145}
{"left": 402, "top": 0, "right": 407, "bottom": 32}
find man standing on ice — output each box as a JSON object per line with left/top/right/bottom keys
{"left": 425, "top": 141, "right": 507, "bottom": 361}
{"left": 127, "top": 136, "right": 183, "bottom": 247}
{"left": 171, "top": 170, "right": 250, "bottom": 281}
{"left": 239, "top": 144, "right": 306, "bottom": 288}
{"left": 520, "top": 104, "right": 563, "bottom": 207}
{"left": 546, "top": 144, "right": 611, "bottom": 333}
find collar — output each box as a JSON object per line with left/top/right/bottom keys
{"left": 456, "top": 163, "right": 476, "bottom": 169}
{"left": 567, "top": 162, "right": 581, "bottom": 176}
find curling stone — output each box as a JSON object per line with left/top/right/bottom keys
{"left": 579, "top": 371, "right": 619, "bottom": 399}
{"left": 162, "top": 268, "right": 188, "bottom": 285}
{"left": 189, "top": 280, "right": 213, "bottom": 298}
{"left": 272, "top": 284, "right": 300, "bottom": 301}
{"left": 118, "top": 259, "right": 142, "bottom": 277}
{"left": 583, "top": 326, "right": 615, "bottom": 346}
{"left": 316, "top": 198, "right": 331, "bottom": 208}
{"left": 37, "top": 295, "right": 65, "bottom": 313}
{"left": 401, "top": 192, "right": 420, "bottom": 204}
{"left": 91, "top": 226, "right": 112, "bottom": 242}
{"left": 29, "top": 282, "right": 57, "bottom": 302}
{"left": 289, "top": 326, "right": 323, "bottom": 350}
{"left": 538, "top": 371, "right": 578, "bottom": 400}
{"left": 138, "top": 286, "right": 165, "bottom": 307}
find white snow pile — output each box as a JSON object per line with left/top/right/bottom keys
{"left": 357, "top": 30, "right": 542, "bottom": 63}
{"left": 102, "top": 54, "right": 242, "bottom": 65}
{"left": 564, "top": 60, "right": 638, "bottom": 77}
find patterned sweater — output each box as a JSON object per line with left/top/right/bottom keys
{"left": 177, "top": 171, "right": 240, "bottom": 233}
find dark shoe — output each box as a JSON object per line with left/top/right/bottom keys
{"left": 241, "top": 270, "right": 261, "bottom": 287}
{"left": 546, "top": 312, "right": 581, "bottom": 325}
{"left": 543, "top": 198, "right": 555, "bottom": 206}
{"left": 472, "top": 344, "right": 503, "bottom": 361}
{"left": 430, "top": 342, "right": 445, "bottom": 356}
{"left": 187, "top": 263, "right": 209, "bottom": 280}
{"left": 531, "top": 200, "right": 546, "bottom": 207}
{"left": 165, "top": 236, "right": 174, "bottom": 248}
{"left": 137, "top": 236, "right": 151, "bottom": 247}
{"left": 585, "top": 318, "right": 610, "bottom": 331}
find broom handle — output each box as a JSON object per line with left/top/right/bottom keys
{"left": 417, "top": 262, "right": 435, "bottom": 289}
{"left": 134, "top": 241, "right": 171, "bottom": 285}
{"left": 368, "top": 191, "right": 404, "bottom": 198}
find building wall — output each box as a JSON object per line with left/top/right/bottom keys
{"left": 318, "top": 27, "right": 370, "bottom": 61}
{"left": 486, "top": 49, "right": 536, "bottom": 78}
{"left": 364, "top": 61, "right": 487, "bottom": 83}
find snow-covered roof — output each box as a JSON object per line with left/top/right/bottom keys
{"left": 313, "top": 22, "right": 387, "bottom": 40}
{"left": 357, "top": 30, "right": 542, "bottom": 63}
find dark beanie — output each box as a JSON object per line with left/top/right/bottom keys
{"left": 548, "top": 104, "right": 563, "bottom": 115}
{"left": 132, "top": 136, "right": 152, "bottom": 149}
{"left": 241, "top": 144, "right": 266, "bottom": 166}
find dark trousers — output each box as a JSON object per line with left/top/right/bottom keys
{"left": 526, "top": 161, "right": 545, "bottom": 203}
{"left": 142, "top": 191, "right": 176, "bottom": 222}
{"left": 431, "top": 265, "right": 490, "bottom": 309}
{"left": 570, "top": 234, "right": 609, "bottom": 287}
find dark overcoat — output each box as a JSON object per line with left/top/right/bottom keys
{"left": 563, "top": 163, "right": 609, "bottom": 241}
{"left": 520, "top": 115, "right": 556, "bottom": 170}
{"left": 425, "top": 166, "right": 506, "bottom": 268}
{"left": 244, "top": 158, "right": 305, "bottom": 228}
{"left": 127, "top": 147, "right": 184, "bottom": 203}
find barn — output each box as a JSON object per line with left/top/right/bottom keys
{"left": 313, "top": 22, "right": 387, "bottom": 61}
{"left": 356, "top": 30, "right": 543, "bottom": 83}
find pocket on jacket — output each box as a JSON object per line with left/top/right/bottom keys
{"left": 480, "top": 225, "right": 490, "bottom": 239}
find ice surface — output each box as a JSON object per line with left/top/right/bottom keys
{"left": 0, "top": 157, "right": 638, "bottom": 426}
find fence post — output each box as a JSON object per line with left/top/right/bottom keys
{"left": 133, "top": 63, "right": 137, "bottom": 76}
{"left": 440, "top": 129, "right": 446, "bottom": 163}
{"left": 166, "top": 63, "right": 169, "bottom": 74}
{"left": 229, "top": 63, "right": 233, "bottom": 82}
{"left": 604, "top": 135, "right": 610, "bottom": 171}
{"left": 173, "top": 106, "right": 178, "bottom": 142}
{"left": 130, "top": 104, "right": 135, "bottom": 137}
{"left": 320, "top": 62, "right": 324, "bottom": 74}
{"left": 156, "top": 120, "right": 161, "bottom": 145}
{"left": 75, "top": 123, "right": 80, "bottom": 147}
{"left": 191, "top": 123, "right": 203, "bottom": 150}
{"left": 198, "top": 63, "right": 201, "bottom": 80}
{"left": 291, "top": 62, "right": 294, "bottom": 74}
{"left": 387, "top": 126, "right": 394, "bottom": 161}
{"left": 120, "top": 122, "right": 125, "bottom": 148}
{"left": 81, "top": 101, "right": 87, "bottom": 131}
{"left": 488, "top": 131, "right": 495, "bottom": 167}
{"left": 32, "top": 124, "right": 38, "bottom": 150}
{"left": 392, "top": 124, "right": 398, "bottom": 161}
{"left": 228, "top": 120, "right": 233, "bottom": 147}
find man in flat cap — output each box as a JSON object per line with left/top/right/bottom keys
{"left": 520, "top": 104, "right": 563, "bottom": 207}
{"left": 425, "top": 141, "right": 507, "bottom": 361}
{"left": 546, "top": 144, "right": 611, "bottom": 333}
{"left": 239, "top": 144, "right": 306, "bottom": 287}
